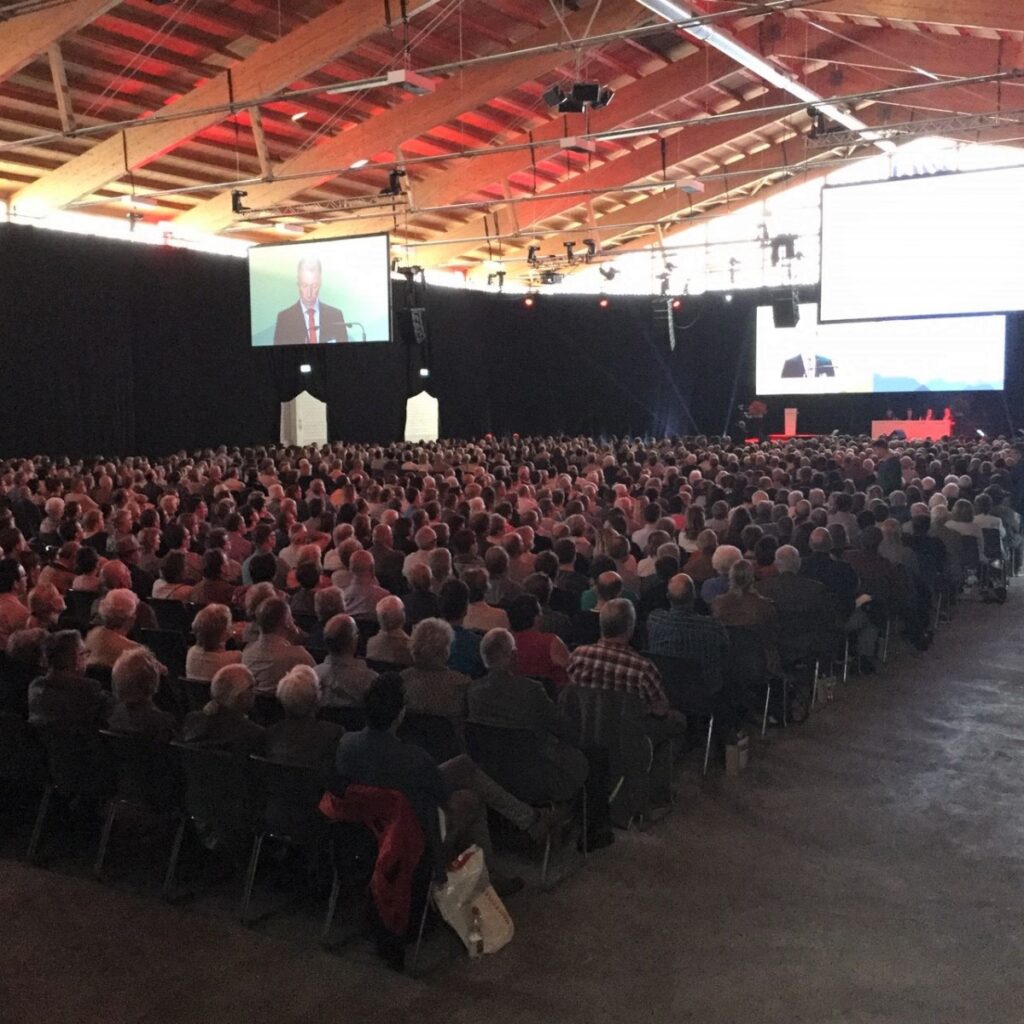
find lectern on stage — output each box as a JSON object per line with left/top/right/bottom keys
{"left": 280, "top": 391, "right": 328, "bottom": 446}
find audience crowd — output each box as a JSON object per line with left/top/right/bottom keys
{"left": 2, "top": 431, "right": 1020, "bottom": 965}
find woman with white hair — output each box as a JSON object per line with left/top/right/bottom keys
{"left": 108, "top": 647, "right": 176, "bottom": 742}
{"left": 400, "top": 617, "right": 471, "bottom": 722}
{"left": 186, "top": 603, "right": 242, "bottom": 681}
{"left": 84, "top": 588, "right": 141, "bottom": 669}
{"left": 264, "top": 664, "right": 343, "bottom": 768}
{"left": 365, "top": 595, "right": 412, "bottom": 667}
{"left": 181, "top": 663, "right": 263, "bottom": 754}
{"left": 945, "top": 498, "right": 985, "bottom": 558}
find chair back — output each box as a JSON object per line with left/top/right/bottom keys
{"left": 292, "top": 613, "right": 317, "bottom": 633}
{"left": 251, "top": 691, "right": 285, "bottom": 728}
{"left": 318, "top": 705, "right": 366, "bottom": 731}
{"left": 0, "top": 711, "right": 48, "bottom": 787}
{"left": 181, "top": 677, "right": 211, "bottom": 712}
{"left": 396, "top": 712, "right": 461, "bottom": 763}
{"left": 172, "top": 741, "right": 256, "bottom": 834}
{"left": 63, "top": 591, "right": 96, "bottom": 630}
{"left": 355, "top": 620, "right": 379, "bottom": 657}
{"left": 981, "top": 528, "right": 1003, "bottom": 563}
{"left": 37, "top": 725, "right": 115, "bottom": 800}
{"left": 249, "top": 755, "right": 324, "bottom": 840}
{"left": 960, "top": 533, "right": 981, "bottom": 572}
{"left": 85, "top": 663, "right": 113, "bottom": 687}
{"left": 723, "top": 625, "right": 770, "bottom": 688}
{"left": 99, "top": 730, "right": 185, "bottom": 811}
{"left": 153, "top": 676, "right": 189, "bottom": 721}
{"left": 464, "top": 721, "right": 546, "bottom": 804}
{"left": 147, "top": 599, "right": 195, "bottom": 634}
{"left": 645, "top": 652, "right": 716, "bottom": 715}
{"left": 0, "top": 657, "right": 38, "bottom": 717}
{"left": 558, "top": 684, "right": 652, "bottom": 827}
{"left": 366, "top": 659, "right": 407, "bottom": 674}
{"left": 140, "top": 629, "right": 188, "bottom": 678}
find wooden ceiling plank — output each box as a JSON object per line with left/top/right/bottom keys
{"left": 172, "top": 0, "right": 648, "bottom": 235}
{"left": 10, "top": 0, "right": 431, "bottom": 214}
{"left": 805, "top": 2, "right": 1024, "bottom": 34}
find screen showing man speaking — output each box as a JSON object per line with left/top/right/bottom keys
{"left": 754, "top": 303, "right": 1006, "bottom": 395}
{"left": 248, "top": 233, "right": 391, "bottom": 346}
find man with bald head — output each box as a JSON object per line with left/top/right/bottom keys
{"left": 369, "top": 522, "right": 405, "bottom": 584}
{"left": 366, "top": 595, "right": 412, "bottom": 667}
{"left": 572, "top": 570, "right": 623, "bottom": 647}
{"left": 647, "top": 573, "right": 730, "bottom": 691}
{"left": 403, "top": 526, "right": 438, "bottom": 580}
{"left": 341, "top": 549, "right": 390, "bottom": 621}
{"left": 754, "top": 545, "right": 833, "bottom": 661}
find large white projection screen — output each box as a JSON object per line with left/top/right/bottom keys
{"left": 755, "top": 304, "right": 1006, "bottom": 396}
{"left": 819, "top": 166, "right": 1024, "bottom": 322}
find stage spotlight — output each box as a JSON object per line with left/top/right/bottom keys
{"left": 724, "top": 293, "right": 734, "bottom": 303}
{"left": 231, "top": 189, "right": 248, "bottom": 214}
{"left": 419, "top": 366, "right": 430, "bottom": 378}
{"left": 976, "top": 428, "right": 986, "bottom": 438}
{"left": 599, "top": 265, "right": 618, "bottom": 281}
{"left": 592, "top": 86, "right": 614, "bottom": 109}
{"left": 671, "top": 298, "right": 682, "bottom": 310}
{"left": 487, "top": 270, "right": 506, "bottom": 290}
{"left": 543, "top": 85, "right": 567, "bottom": 109}
{"left": 299, "top": 363, "right": 312, "bottom": 374}
{"left": 380, "top": 167, "right": 407, "bottom": 196}
{"left": 598, "top": 295, "right": 610, "bottom": 309}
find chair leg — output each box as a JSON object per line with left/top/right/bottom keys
{"left": 93, "top": 801, "right": 119, "bottom": 878}
{"left": 933, "top": 593, "right": 943, "bottom": 632}
{"left": 320, "top": 867, "right": 341, "bottom": 946}
{"left": 163, "top": 817, "right": 187, "bottom": 898}
{"left": 240, "top": 832, "right": 265, "bottom": 925}
{"left": 26, "top": 785, "right": 53, "bottom": 863}
{"left": 810, "top": 659, "right": 820, "bottom": 708}
{"left": 761, "top": 685, "right": 771, "bottom": 739}
{"left": 703, "top": 716, "right": 715, "bottom": 776}
{"left": 881, "top": 617, "right": 892, "bottom": 664}
{"left": 842, "top": 636, "right": 850, "bottom": 685}
{"left": 411, "top": 888, "right": 432, "bottom": 970}
{"left": 581, "top": 784, "right": 588, "bottom": 860}
{"left": 540, "top": 835, "right": 552, "bottom": 888}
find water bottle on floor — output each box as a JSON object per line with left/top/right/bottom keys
{"left": 468, "top": 906, "right": 484, "bottom": 960}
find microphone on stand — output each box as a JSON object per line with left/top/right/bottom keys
{"left": 344, "top": 321, "right": 367, "bottom": 342}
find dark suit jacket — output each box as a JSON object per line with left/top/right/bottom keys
{"left": 273, "top": 301, "right": 349, "bottom": 345}
{"left": 781, "top": 354, "right": 835, "bottom": 378}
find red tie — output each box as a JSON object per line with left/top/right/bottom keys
{"left": 307, "top": 307, "right": 317, "bottom": 344}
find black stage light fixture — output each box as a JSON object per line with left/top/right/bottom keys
{"left": 231, "top": 189, "right": 248, "bottom": 214}
{"left": 583, "top": 238, "right": 597, "bottom": 260}
{"left": 380, "top": 167, "right": 407, "bottom": 196}
{"left": 771, "top": 292, "right": 800, "bottom": 328}
{"left": 540, "top": 270, "right": 564, "bottom": 285}
{"left": 543, "top": 85, "right": 567, "bottom": 109}
{"left": 563, "top": 241, "right": 576, "bottom": 264}
{"left": 599, "top": 265, "right": 618, "bottom": 281}
{"left": 527, "top": 245, "right": 541, "bottom": 266}
{"left": 592, "top": 86, "right": 614, "bottom": 109}
{"left": 571, "top": 82, "right": 602, "bottom": 105}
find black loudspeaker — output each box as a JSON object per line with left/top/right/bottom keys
{"left": 772, "top": 295, "right": 800, "bottom": 328}
{"left": 409, "top": 307, "right": 429, "bottom": 344}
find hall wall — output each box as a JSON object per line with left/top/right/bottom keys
{"left": 0, "top": 222, "right": 1018, "bottom": 455}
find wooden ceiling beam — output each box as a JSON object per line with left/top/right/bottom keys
{"left": 10, "top": 0, "right": 428, "bottom": 214}
{"left": 802, "top": 1, "right": 1024, "bottom": 34}
{"left": 172, "top": 0, "right": 648, "bottom": 236}
{"left": 0, "top": 0, "right": 120, "bottom": 84}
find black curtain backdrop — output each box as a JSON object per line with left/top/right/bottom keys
{"left": 0, "top": 221, "right": 1019, "bottom": 457}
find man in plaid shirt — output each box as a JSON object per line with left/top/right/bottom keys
{"left": 568, "top": 600, "right": 685, "bottom": 742}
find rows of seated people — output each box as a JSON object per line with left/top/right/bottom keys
{"left": 0, "top": 433, "right": 1020, "bottom": 967}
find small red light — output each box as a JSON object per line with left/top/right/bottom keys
{"left": 523, "top": 296, "right": 535, "bottom": 308}
{"left": 671, "top": 298, "right": 682, "bottom": 309}
{"left": 598, "top": 297, "right": 609, "bottom": 308}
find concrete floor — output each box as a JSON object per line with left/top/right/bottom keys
{"left": 4, "top": 592, "right": 1024, "bottom": 1024}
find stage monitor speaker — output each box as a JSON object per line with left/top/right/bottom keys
{"left": 772, "top": 296, "right": 800, "bottom": 328}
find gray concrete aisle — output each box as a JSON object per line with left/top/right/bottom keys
{"left": 3, "top": 592, "right": 1024, "bottom": 1024}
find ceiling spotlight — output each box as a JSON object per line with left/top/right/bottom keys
{"left": 231, "top": 189, "right": 248, "bottom": 214}
{"left": 380, "top": 167, "right": 407, "bottom": 197}
{"left": 419, "top": 366, "right": 431, "bottom": 378}
{"left": 290, "top": 110, "right": 308, "bottom": 122}
{"left": 599, "top": 265, "right": 618, "bottom": 281}
{"left": 976, "top": 428, "right": 986, "bottom": 438}
{"left": 543, "top": 85, "right": 566, "bottom": 109}
{"left": 349, "top": 158, "right": 369, "bottom": 169}
{"left": 299, "top": 363, "right": 312, "bottom": 374}
{"left": 671, "top": 297, "right": 682, "bottom": 310}
{"left": 542, "top": 83, "right": 586, "bottom": 114}
{"left": 527, "top": 245, "right": 541, "bottom": 266}
{"left": 598, "top": 295, "right": 610, "bottom": 309}
{"left": 592, "top": 86, "right": 614, "bottom": 109}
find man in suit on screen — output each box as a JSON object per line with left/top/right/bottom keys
{"left": 273, "top": 257, "right": 349, "bottom": 345}
{"left": 780, "top": 352, "right": 835, "bottom": 378}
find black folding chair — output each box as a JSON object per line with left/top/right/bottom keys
{"left": 180, "top": 677, "right": 211, "bottom": 712}
{"left": 355, "top": 620, "right": 379, "bottom": 657}
{"left": 240, "top": 755, "right": 326, "bottom": 925}
{"left": 251, "top": 692, "right": 285, "bottom": 728}
{"left": 147, "top": 599, "right": 196, "bottom": 635}
{"left": 0, "top": 711, "right": 49, "bottom": 833}
{"left": 366, "top": 660, "right": 408, "bottom": 674}
{"left": 397, "top": 712, "right": 461, "bottom": 762}
{"left": 63, "top": 590, "right": 96, "bottom": 632}
{"left": 28, "top": 725, "right": 115, "bottom": 862}
{"left": 464, "top": 720, "right": 587, "bottom": 887}
{"left": 141, "top": 629, "right": 188, "bottom": 679}
{"left": 318, "top": 705, "right": 366, "bottom": 731}
{"left": 645, "top": 653, "right": 717, "bottom": 775}
{"left": 982, "top": 528, "right": 1007, "bottom": 589}
{"left": 93, "top": 731, "right": 187, "bottom": 893}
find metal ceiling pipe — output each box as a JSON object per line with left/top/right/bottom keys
{"left": 634, "top": 0, "right": 894, "bottom": 150}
